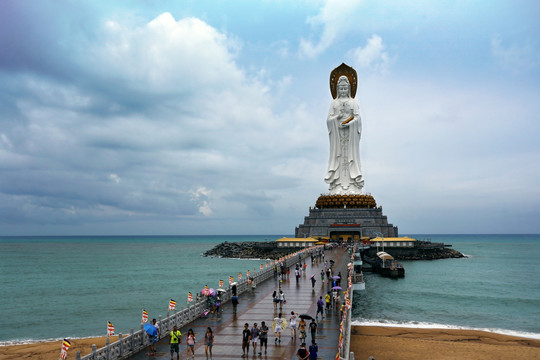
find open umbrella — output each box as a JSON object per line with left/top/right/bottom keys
{"left": 331, "top": 286, "right": 342, "bottom": 290}
{"left": 216, "top": 288, "right": 227, "bottom": 293}
{"left": 230, "top": 282, "right": 238, "bottom": 286}
{"left": 209, "top": 288, "right": 217, "bottom": 296}
{"left": 332, "top": 275, "right": 341, "bottom": 279}
{"left": 201, "top": 287, "right": 210, "bottom": 296}
{"left": 144, "top": 324, "right": 158, "bottom": 337}
{"left": 299, "top": 314, "right": 313, "bottom": 320}
{"left": 310, "top": 274, "right": 315, "bottom": 279}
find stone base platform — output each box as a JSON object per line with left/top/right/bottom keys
{"left": 295, "top": 195, "right": 398, "bottom": 240}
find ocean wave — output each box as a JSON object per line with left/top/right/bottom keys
{"left": 351, "top": 319, "right": 540, "bottom": 340}
{"left": 0, "top": 335, "right": 104, "bottom": 347}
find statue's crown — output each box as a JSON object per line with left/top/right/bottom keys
{"left": 337, "top": 76, "right": 350, "bottom": 86}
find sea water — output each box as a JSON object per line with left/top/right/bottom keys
{"left": 0, "top": 235, "right": 276, "bottom": 344}
{"left": 1, "top": 234, "right": 539, "bottom": 344}
{"left": 352, "top": 234, "right": 540, "bottom": 339}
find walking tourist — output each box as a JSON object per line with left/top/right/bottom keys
{"left": 169, "top": 325, "right": 182, "bottom": 360}
{"left": 298, "top": 318, "right": 307, "bottom": 341}
{"left": 311, "top": 275, "right": 316, "bottom": 289}
{"left": 316, "top": 296, "right": 324, "bottom": 319}
{"left": 308, "top": 339, "right": 318, "bottom": 359}
{"left": 279, "top": 290, "right": 286, "bottom": 310}
{"left": 273, "top": 313, "right": 287, "bottom": 343}
{"left": 204, "top": 327, "right": 214, "bottom": 360}
{"left": 242, "top": 323, "right": 251, "bottom": 357}
{"left": 186, "top": 328, "right": 196, "bottom": 360}
{"left": 325, "top": 292, "right": 331, "bottom": 311}
{"left": 251, "top": 323, "right": 260, "bottom": 355}
{"left": 309, "top": 319, "right": 317, "bottom": 340}
{"left": 289, "top": 311, "right": 298, "bottom": 339}
{"left": 296, "top": 342, "right": 310, "bottom": 360}
{"left": 259, "top": 321, "right": 269, "bottom": 355}
{"left": 272, "top": 290, "right": 278, "bottom": 309}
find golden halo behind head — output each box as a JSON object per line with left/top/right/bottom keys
{"left": 330, "top": 63, "right": 358, "bottom": 99}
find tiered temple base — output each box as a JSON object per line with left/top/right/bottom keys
{"left": 295, "top": 194, "right": 398, "bottom": 240}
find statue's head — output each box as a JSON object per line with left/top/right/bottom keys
{"left": 337, "top": 76, "right": 350, "bottom": 98}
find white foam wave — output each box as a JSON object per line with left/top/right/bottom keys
{"left": 351, "top": 319, "right": 540, "bottom": 340}
{"left": 0, "top": 335, "right": 103, "bottom": 347}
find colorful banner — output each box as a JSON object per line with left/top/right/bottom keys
{"left": 60, "top": 339, "right": 71, "bottom": 359}
{"left": 107, "top": 321, "right": 115, "bottom": 336}
{"left": 168, "top": 299, "right": 176, "bottom": 311}
{"left": 238, "top": 272, "right": 242, "bottom": 280}
{"left": 260, "top": 264, "right": 263, "bottom": 270}
{"left": 229, "top": 276, "right": 234, "bottom": 285}
{"left": 247, "top": 270, "right": 250, "bottom": 277}
{"left": 219, "top": 279, "right": 224, "bottom": 288}
{"left": 188, "top": 292, "right": 193, "bottom": 303}
{"left": 141, "top": 310, "right": 148, "bottom": 323}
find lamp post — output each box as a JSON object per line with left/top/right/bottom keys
{"left": 375, "top": 232, "right": 384, "bottom": 252}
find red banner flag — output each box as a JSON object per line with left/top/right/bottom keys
{"left": 107, "top": 321, "right": 115, "bottom": 336}
{"left": 238, "top": 272, "right": 242, "bottom": 280}
{"left": 188, "top": 292, "right": 193, "bottom": 302}
{"left": 141, "top": 310, "right": 148, "bottom": 323}
{"left": 219, "top": 280, "right": 224, "bottom": 288}
{"left": 60, "top": 339, "right": 71, "bottom": 359}
{"left": 229, "top": 276, "right": 234, "bottom": 285}
{"left": 168, "top": 299, "right": 176, "bottom": 311}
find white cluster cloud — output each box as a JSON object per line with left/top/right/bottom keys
{"left": 1, "top": 2, "right": 540, "bottom": 235}
{"left": 0, "top": 12, "right": 322, "bottom": 234}
{"left": 299, "top": 0, "right": 365, "bottom": 58}
{"left": 349, "top": 34, "right": 392, "bottom": 74}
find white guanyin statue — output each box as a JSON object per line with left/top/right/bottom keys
{"left": 325, "top": 64, "right": 365, "bottom": 195}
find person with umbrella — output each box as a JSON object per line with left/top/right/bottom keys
{"left": 152, "top": 319, "right": 160, "bottom": 353}
{"left": 144, "top": 321, "right": 158, "bottom": 356}
{"left": 310, "top": 274, "right": 316, "bottom": 289}
{"left": 298, "top": 317, "right": 307, "bottom": 342}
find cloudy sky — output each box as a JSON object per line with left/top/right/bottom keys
{"left": 1, "top": 0, "right": 539, "bottom": 236}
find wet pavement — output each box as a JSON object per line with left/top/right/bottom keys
{"left": 128, "top": 247, "right": 349, "bottom": 360}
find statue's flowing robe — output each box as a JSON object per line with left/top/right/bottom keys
{"left": 324, "top": 97, "right": 364, "bottom": 194}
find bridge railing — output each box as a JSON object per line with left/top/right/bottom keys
{"left": 76, "top": 246, "right": 316, "bottom": 360}
{"left": 337, "top": 244, "right": 357, "bottom": 360}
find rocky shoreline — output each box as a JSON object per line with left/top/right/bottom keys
{"left": 203, "top": 240, "right": 465, "bottom": 261}
{"left": 365, "top": 241, "right": 465, "bottom": 260}
{"left": 393, "top": 247, "right": 465, "bottom": 260}
{"left": 203, "top": 241, "right": 297, "bottom": 260}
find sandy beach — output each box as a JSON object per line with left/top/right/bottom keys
{"left": 0, "top": 336, "right": 111, "bottom": 360}
{"left": 350, "top": 326, "right": 540, "bottom": 360}
{"left": 2, "top": 326, "right": 540, "bottom": 360}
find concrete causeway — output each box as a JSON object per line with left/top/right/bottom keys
{"left": 127, "top": 247, "right": 350, "bottom": 360}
